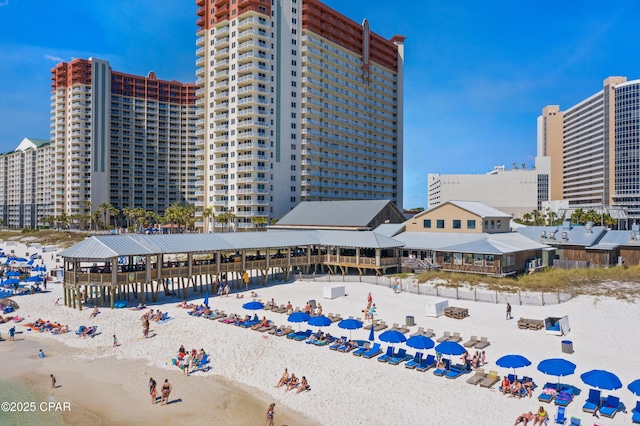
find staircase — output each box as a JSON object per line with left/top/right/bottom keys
{"left": 403, "top": 257, "right": 439, "bottom": 273}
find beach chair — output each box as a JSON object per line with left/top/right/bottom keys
{"left": 416, "top": 354, "right": 437, "bottom": 372}
{"left": 518, "top": 317, "right": 529, "bottom": 329}
{"left": 538, "top": 387, "right": 557, "bottom": 403}
{"left": 388, "top": 348, "right": 411, "bottom": 365}
{"left": 391, "top": 323, "right": 400, "bottom": 331}
{"left": 436, "top": 331, "right": 451, "bottom": 342}
{"left": 599, "top": 395, "right": 621, "bottom": 418}
{"left": 424, "top": 328, "right": 435, "bottom": 338}
{"left": 569, "top": 417, "right": 581, "bottom": 425}
{"left": 449, "top": 332, "right": 462, "bottom": 343}
{"left": 361, "top": 343, "right": 383, "bottom": 359}
{"left": 397, "top": 324, "right": 410, "bottom": 334}
{"left": 274, "top": 326, "right": 293, "bottom": 337}
{"left": 475, "top": 336, "right": 490, "bottom": 349}
{"left": 218, "top": 313, "right": 236, "bottom": 323}
{"left": 405, "top": 352, "right": 423, "bottom": 369}
{"left": 433, "top": 358, "right": 451, "bottom": 376}
{"left": 554, "top": 389, "right": 574, "bottom": 407}
{"left": 463, "top": 335, "right": 478, "bottom": 348}
{"left": 194, "top": 354, "right": 210, "bottom": 372}
{"left": 293, "top": 330, "right": 313, "bottom": 341}
{"left": 445, "top": 363, "right": 467, "bottom": 379}
{"left": 330, "top": 337, "right": 347, "bottom": 350}
{"left": 377, "top": 346, "right": 395, "bottom": 363}
{"left": 479, "top": 370, "right": 500, "bottom": 388}
{"left": 268, "top": 325, "right": 284, "bottom": 335}
{"left": 555, "top": 406, "right": 567, "bottom": 424}
{"left": 374, "top": 321, "right": 387, "bottom": 332}
{"left": 256, "top": 322, "right": 275, "bottom": 333}
{"left": 410, "top": 327, "right": 425, "bottom": 337}
{"left": 631, "top": 401, "right": 640, "bottom": 424}
{"left": 582, "top": 389, "right": 601, "bottom": 413}
{"left": 75, "top": 325, "right": 85, "bottom": 336}
{"left": 466, "top": 368, "right": 486, "bottom": 385}
{"left": 353, "top": 342, "right": 375, "bottom": 357}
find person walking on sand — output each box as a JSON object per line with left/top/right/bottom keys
{"left": 9, "top": 326, "right": 15, "bottom": 341}
{"left": 266, "top": 403, "right": 275, "bottom": 426}
{"left": 149, "top": 377, "right": 157, "bottom": 404}
{"left": 506, "top": 302, "right": 512, "bottom": 320}
{"left": 50, "top": 374, "right": 56, "bottom": 389}
{"left": 224, "top": 283, "right": 230, "bottom": 297}
{"left": 392, "top": 278, "right": 400, "bottom": 294}
{"left": 113, "top": 335, "right": 119, "bottom": 347}
{"left": 160, "top": 379, "right": 172, "bottom": 405}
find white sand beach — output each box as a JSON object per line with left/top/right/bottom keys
{"left": 1, "top": 241, "right": 639, "bottom": 425}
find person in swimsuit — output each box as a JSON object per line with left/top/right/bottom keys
{"left": 275, "top": 368, "right": 289, "bottom": 387}
{"left": 533, "top": 406, "right": 548, "bottom": 426}
{"left": 160, "top": 379, "right": 172, "bottom": 405}
{"left": 266, "top": 403, "right": 275, "bottom": 426}
{"left": 149, "top": 378, "right": 157, "bottom": 404}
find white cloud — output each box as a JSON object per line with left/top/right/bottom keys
{"left": 45, "top": 54, "right": 64, "bottom": 63}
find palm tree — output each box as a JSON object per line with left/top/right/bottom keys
{"left": 571, "top": 208, "right": 586, "bottom": 225}
{"left": 216, "top": 212, "right": 228, "bottom": 233}
{"left": 122, "top": 207, "right": 132, "bottom": 229}
{"left": 98, "top": 203, "right": 115, "bottom": 230}
{"left": 226, "top": 212, "right": 236, "bottom": 232}
{"left": 522, "top": 213, "right": 532, "bottom": 226}
{"left": 531, "top": 209, "right": 541, "bottom": 226}
{"left": 251, "top": 216, "right": 267, "bottom": 229}
{"left": 91, "top": 211, "right": 102, "bottom": 231}
{"left": 84, "top": 201, "right": 92, "bottom": 230}
{"left": 547, "top": 211, "right": 558, "bottom": 226}
{"left": 202, "top": 206, "right": 214, "bottom": 233}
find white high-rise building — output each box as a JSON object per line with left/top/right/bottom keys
{"left": 50, "top": 58, "right": 198, "bottom": 225}
{"left": 0, "top": 138, "right": 54, "bottom": 228}
{"left": 195, "top": 0, "right": 404, "bottom": 230}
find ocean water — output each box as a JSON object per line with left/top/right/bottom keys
{"left": 0, "top": 379, "right": 68, "bottom": 426}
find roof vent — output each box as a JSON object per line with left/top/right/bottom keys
{"left": 585, "top": 222, "right": 594, "bottom": 234}
{"left": 549, "top": 232, "right": 556, "bottom": 240}
{"left": 561, "top": 231, "right": 568, "bottom": 241}
{"left": 541, "top": 231, "right": 547, "bottom": 240}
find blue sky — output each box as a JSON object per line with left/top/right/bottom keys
{"left": 1, "top": 1, "right": 639, "bottom": 209}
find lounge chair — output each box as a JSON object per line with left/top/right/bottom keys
{"left": 353, "top": 342, "right": 374, "bottom": 357}
{"left": 256, "top": 322, "right": 275, "bottom": 332}
{"left": 538, "top": 387, "right": 557, "bottom": 403}
{"left": 582, "top": 389, "right": 601, "bottom": 413}
{"left": 518, "top": 317, "right": 529, "bottom": 329}
{"left": 268, "top": 325, "right": 284, "bottom": 335}
{"left": 219, "top": 313, "right": 236, "bottom": 323}
{"left": 388, "top": 349, "right": 411, "bottom": 365}
{"left": 293, "top": 330, "right": 313, "bottom": 341}
{"left": 410, "top": 327, "right": 425, "bottom": 337}
{"left": 193, "top": 354, "right": 210, "bottom": 372}
{"left": 416, "top": 354, "right": 436, "bottom": 372}
{"left": 463, "top": 335, "right": 478, "bottom": 348}
{"left": 397, "top": 325, "right": 410, "bottom": 334}
{"left": 405, "top": 352, "right": 423, "bottom": 369}
{"left": 362, "top": 343, "right": 383, "bottom": 359}
{"left": 374, "top": 321, "right": 387, "bottom": 332}
{"left": 554, "top": 389, "right": 574, "bottom": 407}
{"left": 479, "top": 370, "right": 500, "bottom": 388}
{"left": 377, "top": 346, "right": 395, "bottom": 363}
{"left": 207, "top": 311, "right": 225, "bottom": 320}
{"left": 445, "top": 363, "right": 467, "bottom": 379}
{"left": 475, "top": 336, "right": 490, "bottom": 349}
{"left": 631, "top": 401, "right": 640, "bottom": 424}
{"left": 436, "top": 331, "right": 451, "bottom": 342}
{"left": 555, "top": 406, "right": 567, "bottom": 424}
{"left": 433, "top": 358, "right": 451, "bottom": 376}
{"left": 274, "top": 326, "right": 293, "bottom": 337}
{"left": 449, "top": 332, "right": 462, "bottom": 343}
{"left": 337, "top": 342, "right": 358, "bottom": 353}
{"left": 424, "top": 328, "right": 435, "bottom": 338}
{"left": 391, "top": 323, "right": 400, "bottom": 331}
{"left": 569, "top": 417, "right": 581, "bottom": 425}
{"left": 329, "top": 337, "right": 347, "bottom": 350}
{"left": 599, "top": 395, "right": 621, "bottom": 418}
{"left": 466, "top": 368, "right": 486, "bottom": 385}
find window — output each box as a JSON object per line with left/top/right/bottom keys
{"left": 452, "top": 219, "right": 461, "bottom": 229}
{"left": 423, "top": 219, "right": 431, "bottom": 229}
{"left": 443, "top": 252, "right": 451, "bottom": 263}
{"left": 453, "top": 253, "right": 462, "bottom": 265}
{"left": 474, "top": 253, "right": 484, "bottom": 266}
{"left": 484, "top": 220, "right": 488, "bottom": 229}
{"left": 485, "top": 255, "right": 495, "bottom": 267}
{"left": 436, "top": 219, "right": 445, "bottom": 229}
{"left": 497, "top": 220, "right": 501, "bottom": 229}
{"left": 467, "top": 219, "right": 476, "bottom": 229}
{"left": 490, "top": 220, "right": 495, "bottom": 230}
{"left": 463, "top": 253, "right": 473, "bottom": 265}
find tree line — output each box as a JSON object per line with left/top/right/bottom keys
{"left": 515, "top": 208, "right": 617, "bottom": 228}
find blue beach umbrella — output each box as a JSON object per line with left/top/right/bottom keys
{"left": 496, "top": 354, "right": 532, "bottom": 374}
{"left": 368, "top": 323, "right": 375, "bottom": 342}
{"left": 537, "top": 358, "right": 576, "bottom": 378}
{"left": 242, "top": 301, "right": 264, "bottom": 311}
{"left": 2, "top": 278, "right": 20, "bottom": 285}
{"left": 580, "top": 369, "right": 622, "bottom": 391}
{"left": 26, "top": 276, "right": 44, "bottom": 283}
{"left": 379, "top": 329, "right": 407, "bottom": 346}
{"left": 33, "top": 266, "right": 46, "bottom": 272}
{"left": 288, "top": 311, "right": 310, "bottom": 331}
{"left": 628, "top": 379, "right": 640, "bottom": 396}
{"left": 337, "top": 318, "right": 363, "bottom": 340}
{"left": 435, "top": 341, "right": 466, "bottom": 356}
{"left": 6, "top": 271, "right": 21, "bottom": 277}
{"left": 406, "top": 335, "right": 435, "bottom": 350}
{"left": 308, "top": 315, "right": 331, "bottom": 328}
{"left": 203, "top": 291, "right": 209, "bottom": 306}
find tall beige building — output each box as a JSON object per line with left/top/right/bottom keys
{"left": 50, "top": 58, "right": 198, "bottom": 224}
{"left": 194, "top": 0, "right": 404, "bottom": 230}
{"left": 536, "top": 105, "right": 564, "bottom": 201}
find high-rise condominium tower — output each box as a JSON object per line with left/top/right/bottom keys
{"left": 50, "top": 58, "right": 198, "bottom": 225}
{"left": 195, "top": 0, "right": 404, "bottom": 230}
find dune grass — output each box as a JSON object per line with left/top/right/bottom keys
{"left": 0, "top": 229, "right": 89, "bottom": 249}
{"left": 416, "top": 266, "right": 640, "bottom": 300}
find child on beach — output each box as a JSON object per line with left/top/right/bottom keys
{"left": 113, "top": 335, "right": 119, "bottom": 347}
{"left": 50, "top": 374, "right": 56, "bottom": 389}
